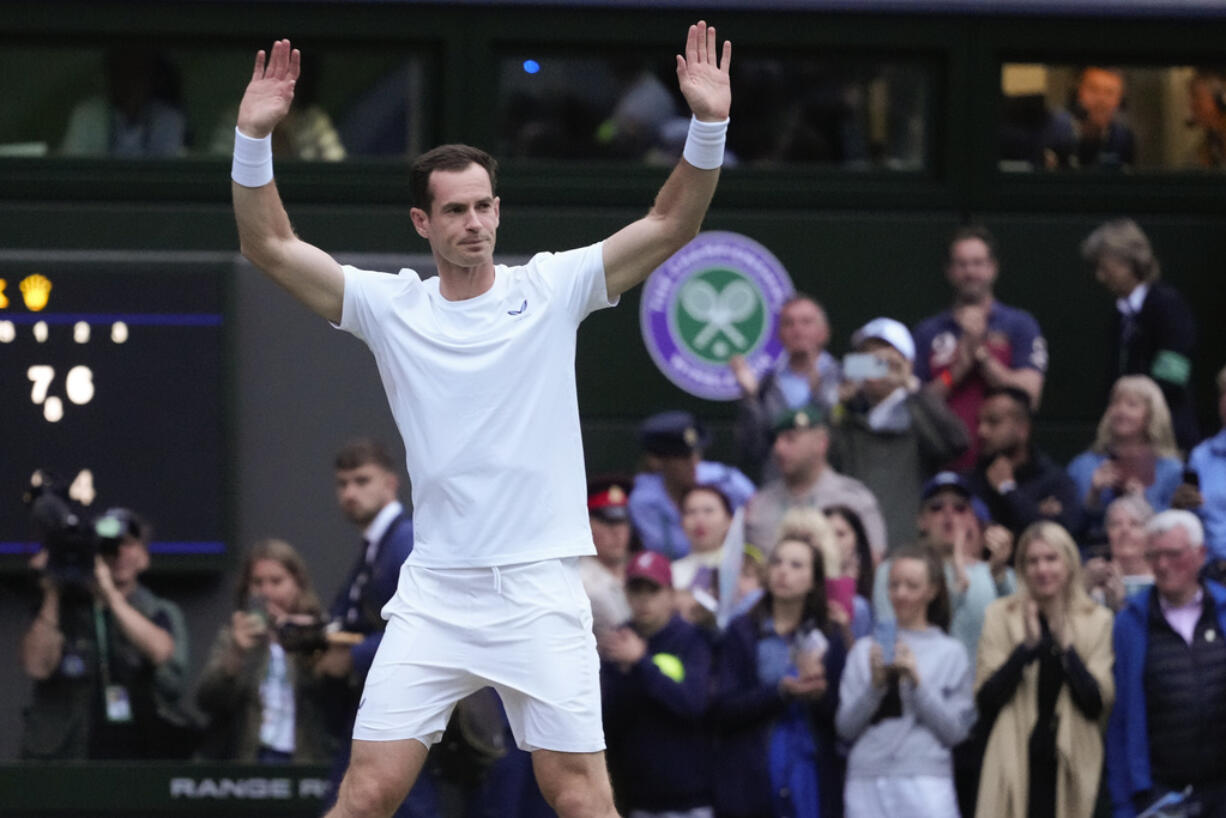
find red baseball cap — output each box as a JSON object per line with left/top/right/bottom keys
{"left": 626, "top": 551, "right": 673, "bottom": 588}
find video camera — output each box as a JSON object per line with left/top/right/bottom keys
{"left": 24, "top": 470, "right": 139, "bottom": 590}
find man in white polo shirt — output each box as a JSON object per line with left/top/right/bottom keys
{"left": 229, "top": 22, "right": 731, "bottom": 818}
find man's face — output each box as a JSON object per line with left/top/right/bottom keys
{"left": 917, "top": 488, "right": 979, "bottom": 549}
{"left": 772, "top": 427, "right": 826, "bottom": 482}
{"left": 656, "top": 451, "right": 700, "bottom": 492}
{"left": 627, "top": 580, "right": 673, "bottom": 633}
{"left": 856, "top": 338, "right": 909, "bottom": 405}
{"left": 977, "top": 394, "right": 1028, "bottom": 458}
{"left": 1188, "top": 78, "right": 1224, "bottom": 130}
{"left": 1094, "top": 254, "right": 1139, "bottom": 298}
{"left": 335, "top": 463, "right": 398, "bottom": 527}
{"left": 590, "top": 516, "right": 631, "bottom": 565}
{"left": 104, "top": 537, "right": 149, "bottom": 587}
{"left": 1077, "top": 68, "right": 1125, "bottom": 130}
{"left": 1147, "top": 527, "right": 1205, "bottom": 603}
{"left": 409, "top": 164, "right": 500, "bottom": 270}
{"left": 777, "top": 299, "right": 828, "bottom": 356}
{"left": 946, "top": 238, "right": 998, "bottom": 303}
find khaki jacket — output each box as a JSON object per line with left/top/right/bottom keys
{"left": 975, "top": 594, "right": 1115, "bottom": 818}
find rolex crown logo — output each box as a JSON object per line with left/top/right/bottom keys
{"left": 20, "top": 274, "right": 51, "bottom": 312}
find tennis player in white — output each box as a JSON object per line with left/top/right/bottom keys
{"left": 231, "top": 22, "right": 730, "bottom": 818}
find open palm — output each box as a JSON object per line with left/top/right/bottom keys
{"left": 237, "top": 39, "right": 301, "bottom": 138}
{"left": 676, "top": 21, "right": 732, "bottom": 122}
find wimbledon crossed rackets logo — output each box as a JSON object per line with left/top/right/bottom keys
{"left": 641, "top": 232, "right": 793, "bottom": 401}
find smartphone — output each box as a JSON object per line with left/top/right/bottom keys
{"left": 843, "top": 353, "right": 890, "bottom": 381}
{"left": 873, "top": 619, "right": 896, "bottom": 665}
{"left": 1184, "top": 467, "right": 1200, "bottom": 489}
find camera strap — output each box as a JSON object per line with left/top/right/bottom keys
{"left": 93, "top": 602, "right": 133, "bottom": 724}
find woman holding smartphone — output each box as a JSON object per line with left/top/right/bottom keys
{"left": 712, "top": 534, "right": 847, "bottom": 818}
{"left": 837, "top": 544, "right": 974, "bottom": 818}
{"left": 975, "top": 522, "right": 1114, "bottom": 818}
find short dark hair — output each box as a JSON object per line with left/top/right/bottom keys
{"left": 948, "top": 224, "right": 998, "bottom": 262}
{"left": 334, "top": 438, "right": 397, "bottom": 473}
{"left": 984, "top": 385, "right": 1033, "bottom": 422}
{"left": 410, "top": 144, "right": 499, "bottom": 213}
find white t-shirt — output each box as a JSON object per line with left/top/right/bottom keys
{"left": 336, "top": 242, "right": 617, "bottom": 568}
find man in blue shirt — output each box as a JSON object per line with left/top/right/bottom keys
{"left": 628, "top": 411, "right": 754, "bottom": 559}
{"left": 913, "top": 225, "right": 1048, "bottom": 471}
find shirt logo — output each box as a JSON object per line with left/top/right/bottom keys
{"left": 507, "top": 300, "right": 528, "bottom": 316}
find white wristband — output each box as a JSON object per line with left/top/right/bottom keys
{"left": 231, "top": 127, "right": 273, "bottom": 188}
{"left": 682, "top": 116, "right": 729, "bottom": 170}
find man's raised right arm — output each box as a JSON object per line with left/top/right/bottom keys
{"left": 232, "top": 39, "right": 343, "bottom": 324}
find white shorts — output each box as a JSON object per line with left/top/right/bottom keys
{"left": 845, "top": 775, "right": 960, "bottom": 818}
{"left": 353, "top": 557, "right": 604, "bottom": 754}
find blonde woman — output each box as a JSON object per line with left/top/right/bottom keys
{"left": 1067, "top": 375, "right": 1183, "bottom": 535}
{"left": 975, "top": 522, "right": 1114, "bottom": 818}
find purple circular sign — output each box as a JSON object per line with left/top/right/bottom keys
{"left": 640, "top": 231, "right": 794, "bottom": 401}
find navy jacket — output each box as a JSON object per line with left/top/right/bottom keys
{"left": 602, "top": 615, "right": 714, "bottom": 812}
{"left": 329, "top": 508, "right": 414, "bottom": 676}
{"left": 1106, "top": 581, "right": 1226, "bottom": 818}
{"left": 1109, "top": 280, "right": 1199, "bottom": 452}
{"left": 965, "top": 448, "right": 1083, "bottom": 539}
{"left": 711, "top": 612, "right": 847, "bottom": 818}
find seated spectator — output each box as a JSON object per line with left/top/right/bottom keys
{"left": 209, "top": 54, "right": 345, "bottom": 161}
{"left": 837, "top": 544, "right": 975, "bottom": 818}
{"left": 975, "top": 521, "right": 1114, "bottom": 818}
{"left": 197, "top": 539, "right": 337, "bottom": 763}
{"left": 579, "top": 476, "right": 634, "bottom": 634}
{"left": 1185, "top": 363, "right": 1226, "bottom": 570}
{"left": 711, "top": 534, "right": 847, "bottom": 818}
{"left": 1083, "top": 495, "right": 1154, "bottom": 612}
{"left": 745, "top": 404, "right": 888, "bottom": 559}
{"left": 629, "top": 410, "right": 755, "bottom": 559}
{"left": 1040, "top": 66, "right": 1134, "bottom": 170}
{"left": 1068, "top": 374, "right": 1184, "bottom": 539}
{"left": 829, "top": 317, "right": 969, "bottom": 550}
{"left": 20, "top": 507, "right": 191, "bottom": 759}
{"left": 966, "top": 385, "right": 1082, "bottom": 538}
{"left": 676, "top": 485, "right": 730, "bottom": 627}
{"left": 1187, "top": 68, "right": 1226, "bottom": 169}
{"left": 873, "top": 472, "right": 1015, "bottom": 667}
{"left": 913, "top": 225, "right": 1048, "bottom": 471}
{"left": 1082, "top": 218, "right": 1199, "bottom": 451}
{"left": 60, "top": 48, "right": 186, "bottom": 157}
{"left": 731, "top": 293, "right": 842, "bottom": 483}
{"left": 598, "top": 551, "right": 714, "bottom": 817}
{"left": 1107, "top": 510, "right": 1226, "bottom": 818}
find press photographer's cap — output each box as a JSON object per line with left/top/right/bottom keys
{"left": 851, "top": 317, "right": 915, "bottom": 363}
{"left": 626, "top": 550, "right": 673, "bottom": 588}
{"left": 639, "top": 411, "right": 710, "bottom": 457}
{"left": 772, "top": 404, "right": 826, "bottom": 433}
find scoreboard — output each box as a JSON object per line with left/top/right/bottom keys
{"left": 0, "top": 252, "right": 227, "bottom": 571}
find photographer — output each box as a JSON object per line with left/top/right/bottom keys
{"left": 19, "top": 508, "right": 190, "bottom": 760}
{"left": 197, "top": 539, "right": 339, "bottom": 763}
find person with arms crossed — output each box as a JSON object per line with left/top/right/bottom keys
{"left": 230, "top": 24, "right": 731, "bottom": 818}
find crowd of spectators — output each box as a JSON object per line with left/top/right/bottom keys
{"left": 15, "top": 218, "right": 1225, "bottom": 818}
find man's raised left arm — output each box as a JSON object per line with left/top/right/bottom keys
{"left": 602, "top": 21, "right": 731, "bottom": 298}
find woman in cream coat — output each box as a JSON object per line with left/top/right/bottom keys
{"left": 975, "top": 521, "right": 1114, "bottom": 818}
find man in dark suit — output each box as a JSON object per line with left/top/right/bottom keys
{"left": 321, "top": 438, "right": 436, "bottom": 816}
{"left": 1082, "top": 218, "right": 1199, "bottom": 452}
